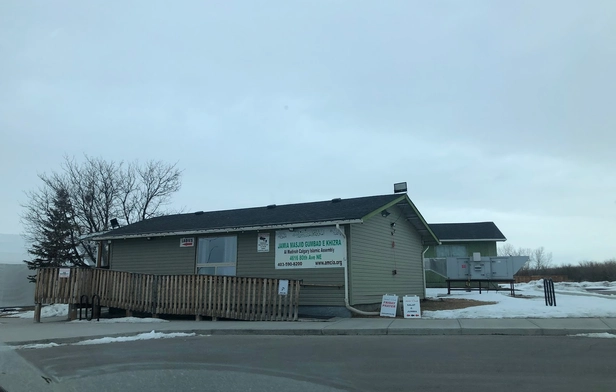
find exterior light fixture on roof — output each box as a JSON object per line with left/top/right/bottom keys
{"left": 394, "top": 182, "right": 407, "bottom": 193}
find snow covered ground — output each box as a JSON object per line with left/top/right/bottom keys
{"left": 4, "top": 304, "right": 68, "bottom": 318}
{"left": 74, "top": 330, "right": 196, "bottom": 345}
{"left": 4, "top": 306, "right": 168, "bottom": 323}
{"left": 570, "top": 333, "right": 616, "bottom": 339}
{"left": 71, "top": 317, "right": 168, "bottom": 324}
{"left": 16, "top": 331, "right": 197, "bottom": 349}
{"left": 4, "top": 281, "right": 616, "bottom": 321}
{"left": 424, "top": 280, "right": 616, "bottom": 319}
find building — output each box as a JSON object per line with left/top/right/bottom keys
{"left": 92, "top": 193, "right": 440, "bottom": 317}
{"left": 425, "top": 222, "right": 506, "bottom": 258}
{"left": 0, "top": 234, "right": 34, "bottom": 308}
{"left": 423, "top": 222, "right": 507, "bottom": 287}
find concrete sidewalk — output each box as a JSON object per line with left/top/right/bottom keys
{"left": 2, "top": 316, "right": 616, "bottom": 345}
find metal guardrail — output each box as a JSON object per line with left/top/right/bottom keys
{"left": 544, "top": 278, "right": 556, "bottom": 306}
{"left": 424, "top": 258, "right": 448, "bottom": 278}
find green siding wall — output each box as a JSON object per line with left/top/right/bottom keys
{"left": 424, "top": 241, "right": 498, "bottom": 258}
{"left": 108, "top": 230, "right": 348, "bottom": 306}
{"left": 110, "top": 236, "right": 196, "bottom": 275}
{"left": 108, "top": 215, "right": 430, "bottom": 308}
{"left": 236, "top": 230, "right": 346, "bottom": 307}
{"left": 349, "top": 205, "right": 425, "bottom": 304}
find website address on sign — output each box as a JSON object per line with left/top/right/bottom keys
{"left": 277, "top": 261, "right": 303, "bottom": 267}
{"left": 315, "top": 260, "right": 343, "bottom": 266}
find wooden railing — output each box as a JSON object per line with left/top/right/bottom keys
{"left": 34, "top": 268, "right": 301, "bottom": 322}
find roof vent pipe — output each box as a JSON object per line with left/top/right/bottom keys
{"left": 266, "top": 204, "right": 277, "bottom": 209}
{"left": 331, "top": 198, "right": 342, "bottom": 203}
{"left": 194, "top": 211, "right": 204, "bottom": 215}
{"left": 394, "top": 182, "right": 407, "bottom": 193}
{"left": 110, "top": 218, "right": 120, "bottom": 228}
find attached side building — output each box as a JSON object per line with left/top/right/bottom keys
{"left": 425, "top": 222, "right": 507, "bottom": 258}
{"left": 424, "top": 222, "right": 507, "bottom": 288}
{"left": 93, "top": 193, "right": 439, "bottom": 317}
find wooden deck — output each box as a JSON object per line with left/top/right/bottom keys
{"left": 34, "top": 267, "right": 301, "bottom": 322}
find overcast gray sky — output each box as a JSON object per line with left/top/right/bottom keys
{"left": 1, "top": 1, "right": 614, "bottom": 264}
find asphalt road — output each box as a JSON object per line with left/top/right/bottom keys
{"left": 5, "top": 335, "right": 616, "bottom": 392}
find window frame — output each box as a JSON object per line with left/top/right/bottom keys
{"left": 195, "top": 235, "right": 238, "bottom": 276}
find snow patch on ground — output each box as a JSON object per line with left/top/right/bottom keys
{"left": 73, "top": 331, "right": 196, "bottom": 345}
{"left": 518, "top": 280, "right": 616, "bottom": 292}
{"left": 18, "top": 342, "right": 63, "bottom": 349}
{"left": 6, "top": 304, "right": 68, "bottom": 319}
{"left": 570, "top": 333, "right": 616, "bottom": 339}
{"left": 71, "top": 317, "right": 169, "bottom": 324}
{"left": 424, "top": 281, "right": 616, "bottom": 319}
{"left": 515, "top": 280, "right": 616, "bottom": 298}
{"left": 16, "top": 331, "right": 198, "bottom": 349}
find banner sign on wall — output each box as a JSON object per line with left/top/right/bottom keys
{"left": 275, "top": 226, "right": 346, "bottom": 269}
{"left": 257, "top": 233, "right": 270, "bottom": 252}
{"left": 58, "top": 268, "right": 71, "bottom": 278}
{"left": 380, "top": 294, "right": 398, "bottom": 318}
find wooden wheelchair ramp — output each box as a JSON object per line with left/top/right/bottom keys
{"left": 34, "top": 267, "right": 300, "bottom": 322}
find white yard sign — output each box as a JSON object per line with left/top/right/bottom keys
{"left": 257, "top": 233, "right": 270, "bottom": 252}
{"left": 275, "top": 226, "right": 346, "bottom": 269}
{"left": 278, "top": 280, "right": 289, "bottom": 296}
{"left": 403, "top": 295, "right": 421, "bottom": 318}
{"left": 380, "top": 294, "right": 398, "bottom": 318}
{"left": 58, "top": 268, "right": 71, "bottom": 278}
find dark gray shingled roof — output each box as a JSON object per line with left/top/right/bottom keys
{"left": 428, "top": 222, "right": 506, "bottom": 242}
{"left": 93, "top": 194, "right": 440, "bottom": 244}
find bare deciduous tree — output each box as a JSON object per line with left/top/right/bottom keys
{"left": 531, "top": 246, "right": 553, "bottom": 271}
{"left": 121, "top": 160, "right": 182, "bottom": 223}
{"left": 498, "top": 244, "right": 553, "bottom": 273}
{"left": 498, "top": 243, "right": 531, "bottom": 257}
{"left": 22, "top": 155, "right": 182, "bottom": 266}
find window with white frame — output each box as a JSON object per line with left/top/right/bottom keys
{"left": 196, "top": 236, "right": 237, "bottom": 276}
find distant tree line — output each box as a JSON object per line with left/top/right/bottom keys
{"left": 499, "top": 244, "right": 616, "bottom": 282}
{"left": 516, "top": 260, "right": 616, "bottom": 282}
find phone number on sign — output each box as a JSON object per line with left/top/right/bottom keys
{"left": 277, "top": 261, "right": 303, "bottom": 267}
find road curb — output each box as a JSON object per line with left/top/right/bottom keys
{"left": 6, "top": 326, "right": 616, "bottom": 347}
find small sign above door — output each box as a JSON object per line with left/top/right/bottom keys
{"left": 180, "top": 237, "right": 195, "bottom": 247}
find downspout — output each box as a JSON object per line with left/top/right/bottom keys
{"left": 336, "top": 224, "right": 380, "bottom": 316}
{"left": 96, "top": 241, "right": 103, "bottom": 268}
{"left": 422, "top": 246, "right": 430, "bottom": 299}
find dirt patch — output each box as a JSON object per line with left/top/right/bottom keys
{"left": 421, "top": 298, "right": 497, "bottom": 312}
{"left": 351, "top": 298, "right": 497, "bottom": 317}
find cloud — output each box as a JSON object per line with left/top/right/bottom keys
{"left": 0, "top": 0, "right": 614, "bottom": 264}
